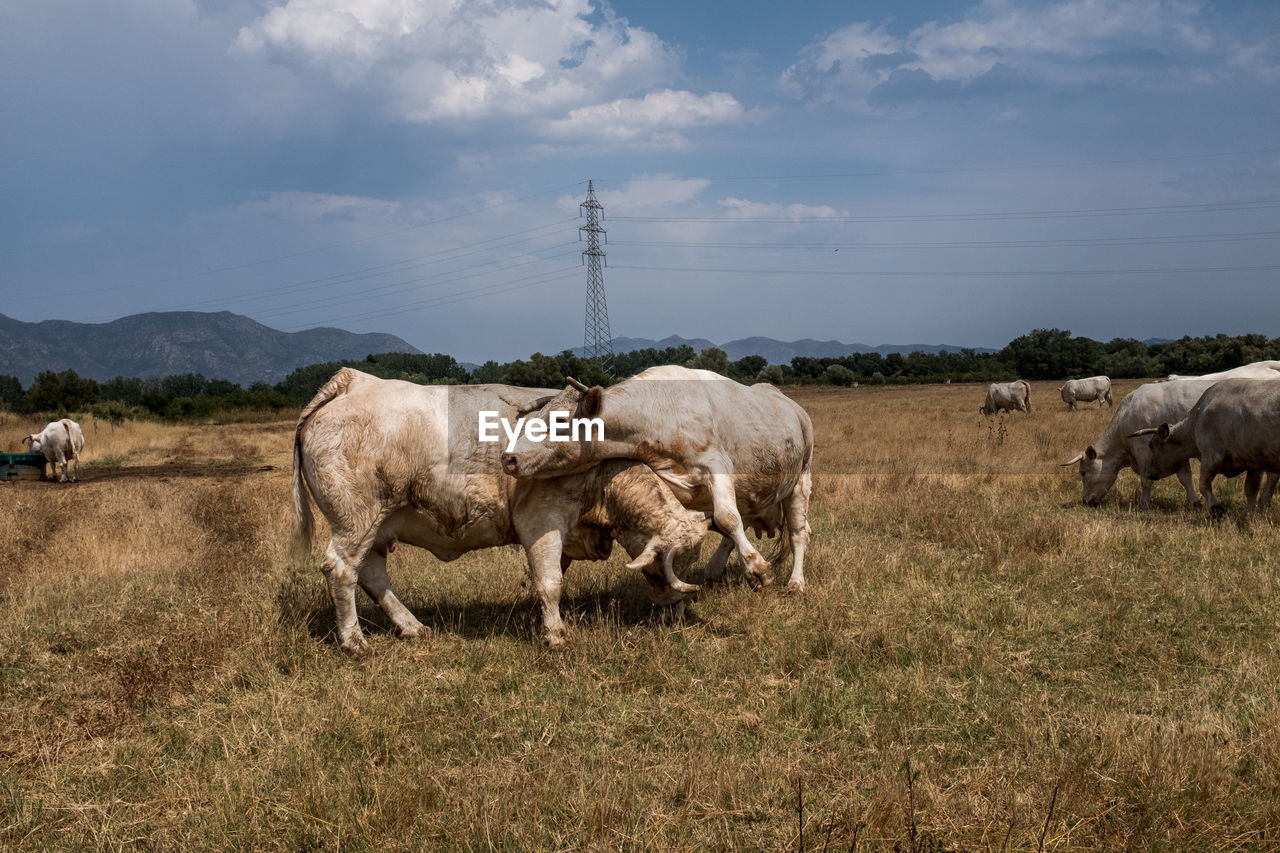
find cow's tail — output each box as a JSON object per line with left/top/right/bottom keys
{"left": 1021, "top": 379, "right": 1032, "bottom": 413}
{"left": 291, "top": 367, "right": 357, "bottom": 561}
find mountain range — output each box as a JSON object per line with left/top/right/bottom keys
{"left": 0, "top": 311, "right": 421, "bottom": 386}
{"left": 574, "top": 335, "right": 997, "bottom": 364}
{"left": 0, "top": 310, "right": 999, "bottom": 387}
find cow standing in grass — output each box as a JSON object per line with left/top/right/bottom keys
{"left": 1059, "top": 376, "right": 1112, "bottom": 411}
{"left": 23, "top": 418, "right": 84, "bottom": 483}
{"left": 980, "top": 380, "right": 1030, "bottom": 416}
{"left": 292, "top": 368, "right": 710, "bottom": 654}
{"left": 500, "top": 365, "right": 814, "bottom": 593}
{"left": 1129, "top": 379, "right": 1280, "bottom": 516}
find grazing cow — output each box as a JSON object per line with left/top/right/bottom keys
{"left": 1059, "top": 376, "right": 1112, "bottom": 411}
{"left": 1129, "top": 379, "right": 1280, "bottom": 516}
{"left": 979, "top": 380, "right": 1031, "bottom": 416}
{"left": 1165, "top": 361, "right": 1280, "bottom": 382}
{"left": 500, "top": 365, "right": 814, "bottom": 593}
{"left": 23, "top": 419, "right": 84, "bottom": 483}
{"left": 292, "top": 368, "right": 711, "bottom": 654}
{"left": 1062, "top": 379, "right": 1215, "bottom": 507}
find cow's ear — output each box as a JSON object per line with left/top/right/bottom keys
{"left": 1085, "top": 445, "right": 1097, "bottom": 461}
{"left": 1157, "top": 423, "right": 1170, "bottom": 441}
{"left": 580, "top": 386, "right": 604, "bottom": 418}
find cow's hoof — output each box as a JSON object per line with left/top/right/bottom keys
{"left": 544, "top": 630, "right": 569, "bottom": 651}
{"left": 1210, "top": 504, "right": 1227, "bottom": 520}
{"left": 398, "top": 622, "right": 430, "bottom": 640}
{"left": 339, "top": 636, "right": 372, "bottom": 656}
{"left": 745, "top": 569, "right": 775, "bottom": 591}
{"left": 785, "top": 579, "right": 806, "bottom": 594}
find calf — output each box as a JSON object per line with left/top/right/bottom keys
{"left": 23, "top": 419, "right": 84, "bottom": 483}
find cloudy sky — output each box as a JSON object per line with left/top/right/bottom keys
{"left": 4, "top": 0, "right": 1280, "bottom": 363}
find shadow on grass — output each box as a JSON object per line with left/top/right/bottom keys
{"left": 276, "top": 565, "right": 718, "bottom": 651}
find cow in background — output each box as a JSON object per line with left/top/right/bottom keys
{"left": 980, "top": 380, "right": 1031, "bottom": 416}
{"left": 23, "top": 419, "right": 84, "bottom": 483}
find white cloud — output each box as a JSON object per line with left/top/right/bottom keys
{"left": 236, "top": 0, "right": 699, "bottom": 128}
{"left": 542, "top": 90, "right": 749, "bottom": 147}
{"left": 717, "top": 198, "right": 842, "bottom": 221}
{"left": 239, "top": 190, "right": 399, "bottom": 221}
{"left": 783, "top": 0, "right": 1220, "bottom": 110}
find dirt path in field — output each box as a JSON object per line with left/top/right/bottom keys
{"left": 77, "top": 461, "right": 279, "bottom": 482}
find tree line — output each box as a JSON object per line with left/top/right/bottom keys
{"left": 5, "top": 329, "right": 1280, "bottom": 420}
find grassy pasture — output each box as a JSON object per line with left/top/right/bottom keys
{"left": 2, "top": 381, "right": 1280, "bottom": 850}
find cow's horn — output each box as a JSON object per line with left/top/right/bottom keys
{"left": 625, "top": 542, "right": 658, "bottom": 571}
{"left": 1060, "top": 452, "right": 1085, "bottom": 466}
{"left": 565, "top": 376, "right": 590, "bottom": 393}
{"left": 660, "top": 550, "right": 699, "bottom": 595}
{"left": 1128, "top": 428, "right": 1159, "bottom": 437}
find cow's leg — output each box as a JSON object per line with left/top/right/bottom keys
{"left": 321, "top": 538, "right": 370, "bottom": 654}
{"left": 1137, "top": 475, "right": 1153, "bottom": 509}
{"left": 702, "top": 536, "right": 736, "bottom": 585}
{"left": 54, "top": 451, "right": 68, "bottom": 483}
{"left": 781, "top": 468, "right": 813, "bottom": 594}
{"left": 1200, "top": 463, "right": 1224, "bottom": 518}
{"left": 358, "top": 548, "right": 428, "bottom": 640}
{"left": 708, "top": 473, "right": 772, "bottom": 589}
{"left": 1260, "top": 473, "right": 1278, "bottom": 510}
{"left": 1244, "top": 471, "right": 1263, "bottom": 512}
{"left": 70, "top": 447, "right": 80, "bottom": 482}
{"left": 522, "top": 527, "right": 569, "bottom": 649}
{"left": 1175, "top": 464, "right": 1200, "bottom": 508}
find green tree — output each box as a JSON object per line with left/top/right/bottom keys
{"left": 688, "top": 347, "right": 730, "bottom": 375}
{"left": 21, "top": 369, "right": 99, "bottom": 414}
{"left": 0, "top": 375, "right": 22, "bottom": 410}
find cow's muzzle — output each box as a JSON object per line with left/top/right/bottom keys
{"left": 501, "top": 453, "right": 519, "bottom": 476}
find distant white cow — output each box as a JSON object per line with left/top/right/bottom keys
{"left": 979, "top": 380, "right": 1031, "bottom": 416}
{"left": 1059, "top": 376, "right": 1112, "bottom": 411}
{"left": 23, "top": 419, "right": 84, "bottom": 483}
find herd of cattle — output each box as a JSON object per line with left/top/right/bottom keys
{"left": 16, "top": 360, "right": 1280, "bottom": 651}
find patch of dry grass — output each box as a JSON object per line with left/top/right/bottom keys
{"left": 3, "top": 383, "right": 1280, "bottom": 850}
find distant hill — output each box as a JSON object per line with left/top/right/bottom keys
{"left": 574, "top": 335, "right": 995, "bottom": 363}
{"left": 0, "top": 311, "right": 422, "bottom": 385}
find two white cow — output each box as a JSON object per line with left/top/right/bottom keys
{"left": 1064, "top": 362, "right": 1280, "bottom": 507}
{"left": 292, "top": 366, "right": 813, "bottom": 652}
{"left": 23, "top": 418, "right": 84, "bottom": 483}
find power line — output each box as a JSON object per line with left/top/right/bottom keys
{"left": 610, "top": 198, "right": 1280, "bottom": 224}
{"left": 611, "top": 262, "right": 1280, "bottom": 278}
{"left": 613, "top": 229, "right": 1280, "bottom": 251}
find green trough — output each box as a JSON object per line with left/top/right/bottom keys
{"left": 1, "top": 452, "right": 46, "bottom": 481}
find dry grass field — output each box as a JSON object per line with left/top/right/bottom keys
{"left": 3, "top": 380, "right": 1280, "bottom": 850}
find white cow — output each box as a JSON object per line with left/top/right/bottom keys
{"left": 500, "top": 366, "right": 814, "bottom": 593}
{"left": 23, "top": 419, "right": 84, "bottom": 483}
{"left": 1130, "top": 379, "right": 1280, "bottom": 516}
{"left": 1059, "top": 376, "right": 1112, "bottom": 411}
{"left": 1165, "top": 361, "right": 1280, "bottom": 381}
{"left": 292, "top": 368, "right": 711, "bottom": 653}
{"left": 980, "top": 380, "right": 1031, "bottom": 416}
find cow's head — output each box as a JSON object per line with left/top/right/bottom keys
{"left": 623, "top": 510, "right": 712, "bottom": 604}
{"left": 1061, "top": 445, "right": 1120, "bottom": 506}
{"left": 501, "top": 377, "right": 605, "bottom": 479}
{"left": 1127, "top": 422, "right": 1187, "bottom": 482}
